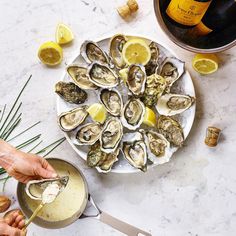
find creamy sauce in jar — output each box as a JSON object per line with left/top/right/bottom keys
{"left": 23, "top": 160, "right": 87, "bottom": 222}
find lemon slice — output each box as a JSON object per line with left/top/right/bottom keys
{"left": 119, "top": 68, "right": 129, "bottom": 83}
{"left": 122, "top": 38, "right": 151, "bottom": 65}
{"left": 87, "top": 103, "right": 107, "bottom": 124}
{"left": 56, "top": 23, "right": 74, "bottom": 45}
{"left": 143, "top": 107, "right": 156, "bottom": 127}
{"left": 192, "top": 53, "right": 218, "bottom": 75}
{"left": 38, "top": 42, "right": 63, "bottom": 66}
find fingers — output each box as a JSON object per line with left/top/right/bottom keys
{"left": 36, "top": 158, "right": 57, "bottom": 179}
{"left": 3, "top": 224, "right": 24, "bottom": 236}
{"left": 40, "top": 158, "right": 57, "bottom": 174}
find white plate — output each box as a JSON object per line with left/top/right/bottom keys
{"left": 56, "top": 35, "right": 196, "bottom": 174}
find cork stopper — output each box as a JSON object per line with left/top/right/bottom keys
{"left": 117, "top": 5, "right": 131, "bottom": 19}
{"left": 127, "top": 0, "right": 139, "bottom": 13}
{"left": 205, "top": 126, "right": 221, "bottom": 147}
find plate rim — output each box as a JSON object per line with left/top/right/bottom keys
{"left": 56, "top": 33, "right": 196, "bottom": 174}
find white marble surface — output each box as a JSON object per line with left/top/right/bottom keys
{"left": 0, "top": 0, "right": 236, "bottom": 235}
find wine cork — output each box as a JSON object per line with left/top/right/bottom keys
{"left": 205, "top": 126, "right": 221, "bottom": 147}
{"left": 127, "top": 0, "right": 139, "bottom": 13}
{"left": 117, "top": 5, "right": 131, "bottom": 19}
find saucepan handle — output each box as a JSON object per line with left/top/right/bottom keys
{"left": 99, "top": 211, "right": 152, "bottom": 236}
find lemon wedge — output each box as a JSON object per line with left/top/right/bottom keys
{"left": 143, "top": 107, "right": 156, "bottom": 127}
{"left": 38, "top": 42, "right": 63, "bottom": 66}
{"left": 122, "top": 38, "right": 151, "bottom": 65}
{"left": 87, "top": 103, "right": 107, "bottom": 124}
{"left": 56, "top": 23, "right": 74, "bottom": 45}
{"left": 192, "top": 53, "right": 218, "bottom": 75}
{"left": 119, "top": 68, "right": 129, "bottom": 83}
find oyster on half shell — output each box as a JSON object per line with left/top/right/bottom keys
{"left": 87, "top": 142, "right": 119, "bottom": 173}
{"left": 157, "top": 115, "right": 184, "bottom": 147}
{"left": 121, "top": 98, "right": 145, "bottom": 130}
{"left": 145, "top": 42, "right": 160, "bottom": 76}
{"left": 109, "top": 34, "right": 127, "bottom": 69}
{"left": 141, "top": 74, "right": 166, "bottom": 107}
{"left": 141, "top": 129, "right": 171, "bottom": 165}
{"left": 80, "top": 40, "right": 110, "bottom": 65}
{"left": 25, "top": 176, "right": 69, "bottom": 201}
{"left": 67, "top": 65, "right": 97, "bottom": 90}
{"left": 99, "top": 88, "right": 123, "bottom": 116}
{"left": 100, "top": 117, "right": 123, "bottom": 153}
{"left": 156, "top": 94, "right": 195, "bottom": 116}
{"left": 55, "top": 81, "right": 87, "bottom": 104}
{"left": 88, "top": 62, "right": 119, "bottom": 88}
{"left": 76, "top": 123, "right": 102, "bottom": 145}
{"left": 159, "top": 57, "right": 185, "bottom": 92}
{"left": 127, "top": 64, "right": 146, "bottom": 96}
{"left": 58, "top": 106, "right": 88, "bottom": 132}
{"left": 122, "top": 131, "right": 147, "bottom": 172}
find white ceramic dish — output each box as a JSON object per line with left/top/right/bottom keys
{"left": 56, "top": 35, "right": 196, "bottom": 174}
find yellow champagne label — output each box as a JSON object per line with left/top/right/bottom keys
{"left": 194, "top": 21, "right": 213, "bottom": 35}
{"left": 166, "top": 0, "right": 211, "bottom": 26}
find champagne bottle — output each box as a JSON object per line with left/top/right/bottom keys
{"left": 165, "top": 0, "right": 212, "bottom": 28}
{"left": 191, "top": 0, "right": 236, "bottom": 36}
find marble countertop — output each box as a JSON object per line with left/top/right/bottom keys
{"left": 0, "top": 0, "right": 236, "bottom": 235}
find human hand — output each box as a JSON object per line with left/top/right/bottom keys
{"left": 0, "top": 140, "right": 57, "bottom": 183}
{"left": 0, "top": 210, "right": 26, "bottom": 236}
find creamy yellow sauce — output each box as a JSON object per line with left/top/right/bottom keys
{"left": 23, "top": 160, "right": 87, "bottom": 222}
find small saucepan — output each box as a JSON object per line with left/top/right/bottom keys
{"left": 17, "top": 158, "right": 151, "bottom": 236}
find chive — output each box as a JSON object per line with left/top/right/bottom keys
{"left": 28, "top": 140, "right": 43, "bottom": 153}
{"left": 43, "top": 137, "right": 66, "bottom": 157}
{"left": 7, "top": 121, "right": 41, "bottom": 142}
{"left": 16, "top": 134, "right": 41, "bottom": 150}
{"left": 0, "top": 75, "right": 31, "bottom": 134}
{"left": 0, "top": 104, "right": 6, "bottom": 125}
{"left": 0, "top": 103, "right": 22, "bottom": 137}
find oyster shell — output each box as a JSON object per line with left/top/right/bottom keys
{"left": 109, "top": 34, "right": 127, "bottom": 68}
{"left": 121, "top": 98, "right": 145, "bottom": 130}
{"left": 122, "top": 131, "right": 147, "bottom": 172}
{"left": 88, "top": 62, "right": 119, "bottom": 88}
{"left": 25, "top": 176, "right": 69, "bottom": 201}
{"left": 76, "top": 122, "right": 102, "bottom": 145}
{"left": 99, "top": 88, "right": 123, "bottom": 116}
{"left": 87, "top": 142, "right": 119, "bottom": 173}
{"left": 58, "top": 106, "right": 88, "bottom": 132}
{"left": 127, "top": 64, "right": 146, "bottom": 96}
{"left": 145, "top": 42, "right": 160, "bottom": 76}
{"left": 160, "top": 57, "right": 185, "bottom": 92}
{"left": 141, "top": 74, "right": 166, "bottom": 107}
{"left": 80, "top": 40, "right": 110, "bottom": 65}
{"left": 156, "top": 94, "right": 195, "bottom": 116}
{"left": 67, "top": 65, "right": 97, "bottom": 90}
{"left": 55, "top": 82, "right": 87, "bottom": 104}
{"left": 100, "top": 117, "right": 123, "bottom": 153}
{"left": 157, "top": 115, "right": 184, "bottom": 147}
{"left": 141, "top": 129, "right": 171, "bottom": 165}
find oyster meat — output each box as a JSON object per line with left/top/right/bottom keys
{"left": 25, "top": 176, "right": 69, "bottom": 201}
{"left": 145, "top": 42, "right": 160, "bottom": 76}
{"left": 156, "top": 93, "right": 195, "bottom": 116}
{"left": 100, "top": 88, "right": 123, "bottom": 116}
{"left": 121, "top": 98, "right": 145, "bottom": 130}
{"left": 141, "top": 129, "right": 171, "bottom": 165}
{"left": 141, "top": 74, "right": 166, "bottom": 107}
{"left": 122, "top": 131, "right": 147, "bottom": 172}
{"left": 58, "top": 106, "right": 88, "bottom": 132}
{"left": 67, "top": 65, "right": 97, "bottom": 90}
{"left": 109, "top": 34, "right": 127, "bottom": 68}
{"left": 76, "top": 123, "right": 102, "bottom": 145}
{"left": 55, "top": 82, "right": 87, "bottom": 104}
{"left": 160, "top": 57, "right": 185, "bottom": 92}
{"left": 100, "top": 117, "right": 123, "bottom": 153}
{"left": 157, "top": 115, "right": 184, "bottom": 147}
{"left": 127, "top": 64, "right": 146, "bottom": 96}
{"left": 80, "top": 40, "right": 110, "bottom": 65}
{"left": 88, "top": 62, "right": 119, "bottom": 88}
